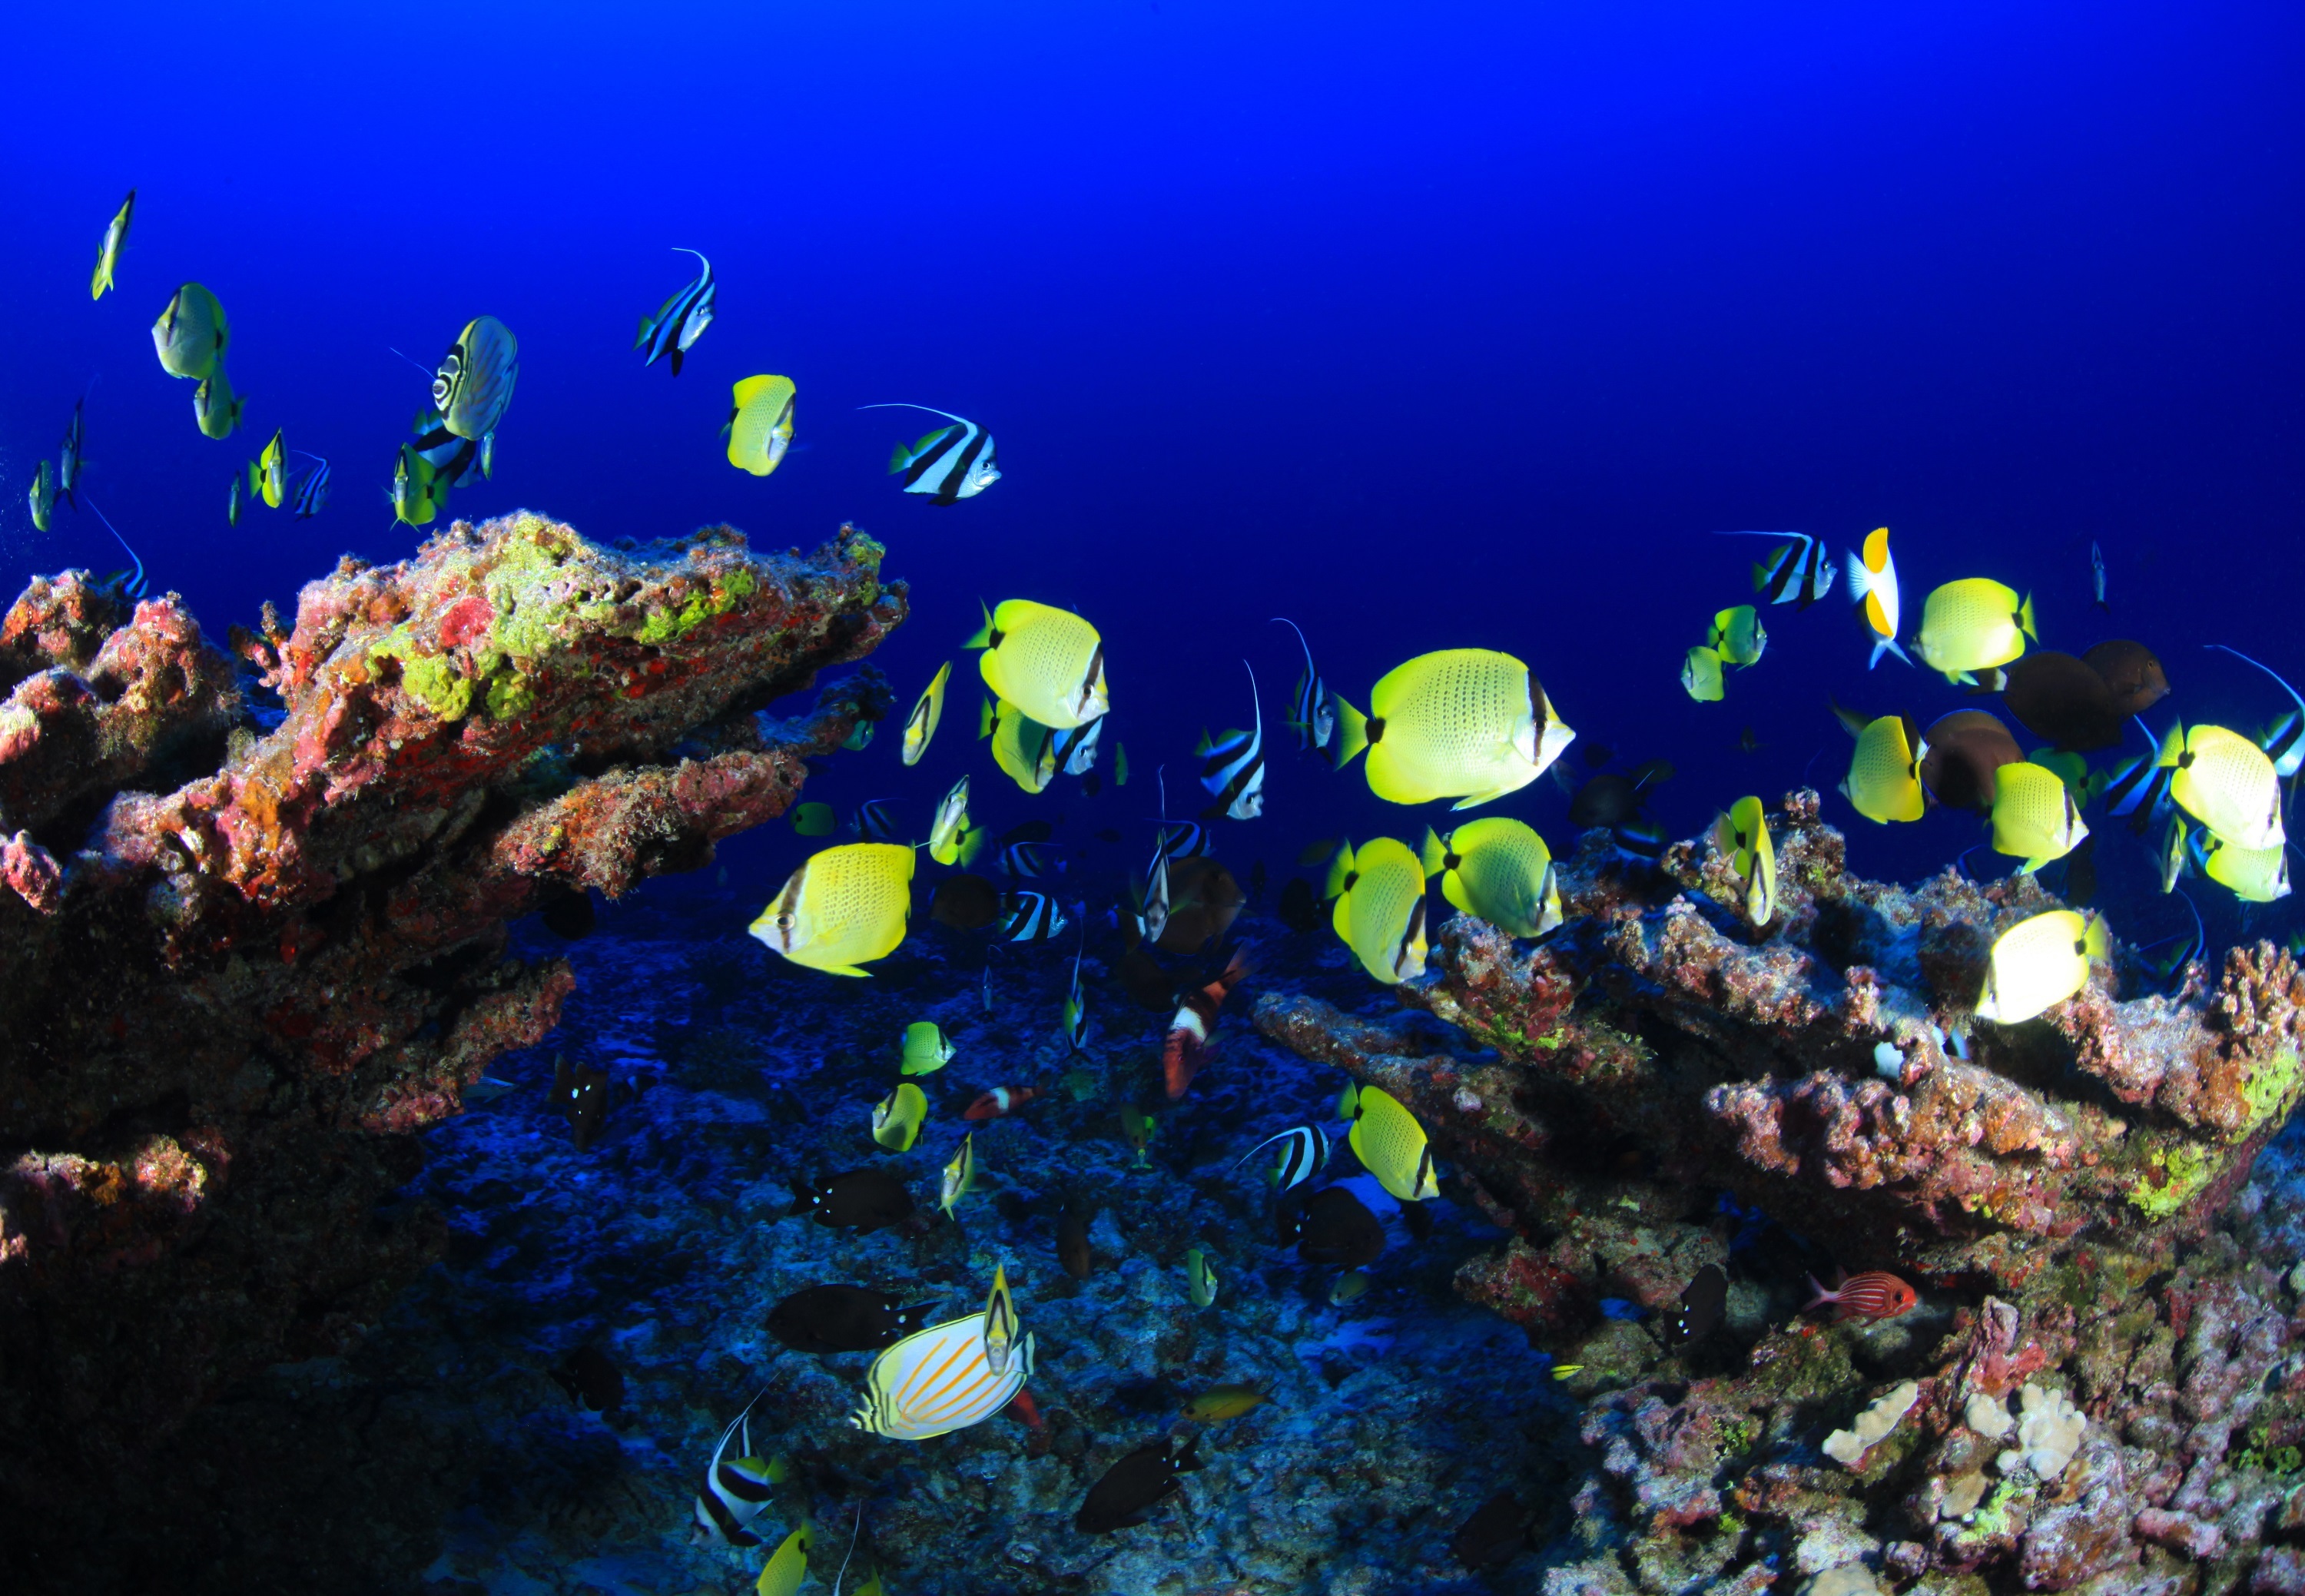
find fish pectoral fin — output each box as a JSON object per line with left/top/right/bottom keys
{"left": 1450, "top": 788, "right": 1512, "bottom": 811}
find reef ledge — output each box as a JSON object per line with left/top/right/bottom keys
{"left": 0, "top": 512, "right": 900, "bottom": 1564}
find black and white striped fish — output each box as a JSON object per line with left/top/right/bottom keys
{"left": 692, "top": 1392, "right": 782, "bottom": 1548}
{"left": 1197, "top": 663, "right": 1265, "bottom": 821}
{"left": 1719, "top": 530, "right": 1836, "bottom": 609}
{"left": 59, "top": 398, "right": 85, "bottom": 509}
{"left": 87, "top": 501, "right": 148, "bottom": 602}
{"left": 1231, "top": 1125, "right": 1331, "bottom": 1192}
{"left": 852, "top": 799, "right": 899, "bottom": 841}
{"left": 636, "top": 248, "right": 715, "bottom": 375}
{"left": 1142, "top": 769, "right": 1175, "bottom": 943}
{"left": 999, "top": 891, "right": 1068, "bottom": 944}
{"left": 1056, "top": 715, "right": 1103, "bottom": 776}
{"left": 864, "top": 403, "right": 1000, "bottom": 504}
{"left": 1273, "top": 617, "right": 1334, "bottom": 752}
{"left": 291, "top": 453, "right": 331, "bottom": 519}
{"left": 999, "top": 841, "right": 1065, "bottom": 879}
{"left": 1156, "top": 821, "right": 1211, "bottom": 861}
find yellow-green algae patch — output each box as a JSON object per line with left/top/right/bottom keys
{"left": 2128, "top": 1138, "right": 2216, "bottom": 1218}
{"left": 633, "top": 566, "right": 758, "bottom": 646}
{"left": 2237, "top": 1047, "right": 2302, "bottom": 1141}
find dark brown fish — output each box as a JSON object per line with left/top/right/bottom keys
{"left": 1074, "top": 1435, "right": 1202, "bottom": 1532}
{"left": 1297, "top": 835, "right": 1344, "bottom": 868}
{"left": 1581, "top": 742, "right": 1614, "bottom": 769}
{"left": 1277, "top": 877, "right": 1322, "bottom": 933}
{"left": 1667, "top": 1263, "right": 1727, "bottom": 1345}
{"left": 1288, "top": 1186, "right": 1385, "bottom": 1269}
{"left": 1057, "top": 1198, "right": 1095, "bottom": 1279}
{"left": 1400, "top": 1199, "right": 1434, "bottom": 1243}
{"left": 539, "top": 884, "right": 596, "bottom": 939}
{"left": 549, "top": 1345, "right": 623, "bottom": 1413}
{"left": 1919, "top": 709, "right": 2022, "bottom": 812}
{"left": 764, "top": 1284, "right": 937, "bottom": 1353}
{"left": 1739, "top": 725, "right": 1763, "bottom": 755}
{"left": 1992, "top": 651, "right": 2121, "bottom": 751}
{"left": 1451, "top": 1489, "right": 1532, "bottom": 1568}
{"left": 1155, "top": 857, "right": 1244, "bottom": 954}
{"left": 1094, "top": 828, "right": 1122, "bottom": 844}
{"left": 1082, "top": 772, "right": 1103, "bottom": 798}
{"left": 2083, "top": 639, "right": 2169, "bottom": 718}
{"left": 998, "top": 818, "right": 1055, "bottom": 848}
{"left": 1627, "top": 758, "right": 1676, "bottom": 788}
{"left": 1569, "top": 773, "right": 1643, "bottom": 829}
{"left": 552, "top": 1055, "right": 611, "bottom": 1150}
{"left": 789, "top": 1168, "right": 915, "bottom": 1231}
{"left": 2058, "top": 831, "right": 2098, "bottom": 907}
{"left": 1118, "top": 944, "right": 1174, "bottom": 1010}
{"left": 930, "top": 872, "right": 1001, "bottom": 930}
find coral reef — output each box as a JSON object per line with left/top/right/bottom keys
{"left": 1256, "top": 791, "right": 2305, "bottom": 1593}
{"left": 0, "top": 513, "right": 900, "bottom": 1578}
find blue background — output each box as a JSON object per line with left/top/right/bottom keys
{"left": 4, "top": 0, "right": 2300, "bottom": 941}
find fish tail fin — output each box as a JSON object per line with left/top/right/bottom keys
{"left": 2017, "top": 592, "right": 2037, "bottom": 642}
{"left": 1749, "top": 560, "right": 1769, "bottom": 593}
{"left": 1841, "top": 548, "right": 1871, "bottom": 602}
{"left": 963, "top": 600, "right": 994, "bottom": 650}
{"left": 635, "top": 313, "right": 656, "bottom": 348}
{"left": 1418, "top": 827, "right": 1447, "bottom": 879}
{"left": 1173, "top": 1436, "right": 1203, "bottom": 1473}
{"left": 1867, "top": 638, "right": 1911, "bottom": 670}
{"left": 2156, "top": 722, "right": 2184, "bottom": 768}
{"left": 1802, "top": 1274, "right": 1833, "bottom": 1312}
{"left": 1322, "top": 841, "right": 1355, "bottom": 902}
{"left": 888, "top": 440, "right": 913, "bottom": 473}
{"left": 1329, "top": 695, "right": 1369, "bottom": 769}
{"left": 954, "top": 825, "right": 985, "bottom": 868}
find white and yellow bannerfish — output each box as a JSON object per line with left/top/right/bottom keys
{"left": 1842, "top": 526, "right": 1909, "bottom": 669}
{"left": 851, "top": 1309, "right": 1033, "bottom": 1440}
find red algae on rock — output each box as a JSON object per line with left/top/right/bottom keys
{"left": 1254, "top": 788, "right": 2305, "bottom": 1594}
{"left": 0, "top": 512, "right": 900, "bottom": 1551}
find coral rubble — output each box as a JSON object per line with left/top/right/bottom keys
{"left": 0, "top": 513, "right": 900, "bottom": 1572}
{"left": 1257, "top": 790, "right": 2305, "bottom": 1593}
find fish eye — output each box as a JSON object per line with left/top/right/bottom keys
{"left": 776, "top": 913, "right": 795, "bottom": 929}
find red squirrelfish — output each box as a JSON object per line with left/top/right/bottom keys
{"left": 1805, "top": 1270, "right": 1917, "bottom": 1322}
{"left": 963, "top": 1085, "right": 1041, "bottom": 1121}
{"left": 1162, "top": 947, "right": 1253, "bottom": 1100}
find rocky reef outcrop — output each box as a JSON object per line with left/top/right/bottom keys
{"left": 0, "top": 513, "right": 899, "bottom": 1569}
{"left": 1257, "top": 790, "right": 2305, "bottom": 1593}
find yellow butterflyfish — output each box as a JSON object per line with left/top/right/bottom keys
{"left": 2162, "top": 724, "right": 2283, "bottom": 851}
{"left": 725, "top": 373, "right": 797, "bottom": 476}
{"left": 1418, "top": 818, "right": 1562, "bottom": 938}
{"left": 1912, "top": 578, "right": 2035, "bottom": 682}
{"left": 1339, "top": 1081, "right": 1441, "bottom": 1202}
{"left": 748, "top": 842, "right": 914, "bottom": 977}
{"left": 1330, "top": 648, "right": 1575, "bottom": 810}
{"left": 1326, "top": 838, "right": 1428, "bottom": 984}
{"left": 1975, "top": 908, "right": 2106, "bottom": 1024}
{"left": 1713, "top": 795, "right": 1776, "bottom": 927}
{"left": 966, "top": 599, "right": 1109, "bottom": 730}
{"left": 1989, "top": 761, "right": 2089, "bottom": 874}
{"left": 871, "top": 1083, "right": 928, "bottom": 1152}
{"left": 1842, "top": 715, "right": 1928, "bottom": 823}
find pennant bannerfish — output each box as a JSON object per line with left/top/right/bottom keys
{"left": 1230, "top": 1124, "right": 1330, "bottom": 1191}
{"left": 866, "top": 402, "right": 1000, "bottom": 503}
{"left": 635, "top": 247, "right": 715, "bottom": 374}
{"left": 998, "top": 890, "right": 1067, "bottom": 944}
{"left": 1197, "top": 662, "right": 1266, "bottom": 821}
{"left": 1718, "top": 529, "right": 1836, "bottom": 608}
{"left": 59, "top": 398, "right": 85, "bottom": 508}
{"left": 1274, "top": 616, "right": 1335, "bottom": 751}
{"left": 1062, "top": 926, "right": 1089, "bottom": 1051}
{"left": 290, "top": 453, "right": 330, "bottom": 519}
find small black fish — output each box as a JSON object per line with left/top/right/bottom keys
{"left": 1083, "top": 772, "right": 1103, "bottom": 798}
{"left": 1094, "top": 828, "right": 1121, "bottom": 844}
{"left": 2059, "top": 832, "right": 2099, "bottom": 907}
{"left": 1451, "top": 1489, "right": 1532, "bottom": 1568}
{"left": 997, "top": 818, "right": 1056, "bottom": 848}
{"left": 790, "top": 1168, "right": 916, "bottom": 1232}
{"left": 931, "top": 873, "right": 1002, "bottom": 930}
{"left": 1277, "top": 877, "right": 1322, "bottom": 933}
{"left": 1074, "top": 1435, "right": 1202, "bottom": 1532}
{"left": 1667, "top": 1263, "right": 1727, "bottom": 1345}
{"left": 1058, "top": 1198, "right": 1094, "bottom": 1280}
{"left": 1581, "top": 742, "right": 1614, "bottom": 769}
{"left": 1287, "top": 1186, "right": 1385, "bottom": 1269}
{"left": 1569, "top": 773, "right": 1645, "bottom": 829}
{"left": 1400, "top": 1199, "right": 1434, "bottom": 1243}
{"left": 1118, "top": 945, "right": 1174, "bottom": 1010}
{"left": 549, "top": 1345, "right": 624, "bottom": 1413}
{"left": 764, "top": 1284, "right": 937, "bottom": 1354}
{"left": 552, "top": 1056, "right": 611, "bottom": 1150}
{"left": 539, "top": 885, "right": 596, "bottom": 940}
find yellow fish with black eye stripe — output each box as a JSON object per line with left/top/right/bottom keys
{"left": 1338, "top": 1081, "right": 1440, "bottom": 1202}
{"left": 1989, "top": 761, "right": 2088, "bottom": 874}
{"left": 748, "top": 842, "right": 914, "bottom": 977}
{"left": 1330, "top": 649, "right": 1575, "bottom": 810}
{"left": 1975, "top": 908, "right": 2107, "bottom": 1024}
{"left": 966, "top": 599, "right": 1109, "bottom": 731}
{"left": 1326, "top": 838, "right": 1428, "bottom": 984}
{"left": 1713, "top": 795, "right": 1775, "bottom": 927}
{"left": 1912, "top": 578, "right": 2035, "bottom": 682}
{"left": 1707, "top": 606, "right": 1766, "bottom": 667}
{"left": 1842, "top": 714, "right": 1928, "bottom": 823}
{"left": 1418, "top": 818, "right": 1561, "bottom": 938}
{"left": 725, "top": 373, "right": 796, "bottom": 476}
{"left": 2196, "top": 828, "right": 2291, "bottom": 903}
{"left": 1681, "top": 645, "right": 1726, "bottom": 703}
{"left": 2161, "top": 723, "right": 2284, "bottom": 851}
{"left": 871, "top": 1083, "right": 929, "bottom": 1151}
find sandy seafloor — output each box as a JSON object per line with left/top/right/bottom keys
{"left": 146, "top": 858, "right": 1600, "bottom": 1595}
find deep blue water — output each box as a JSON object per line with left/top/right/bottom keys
{"left": 6, "top": 0, "right": 2303, "bottom": 934}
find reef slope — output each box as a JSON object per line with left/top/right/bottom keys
{"left": 0, "top": 513, "right": 900, "bottom": 1578}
